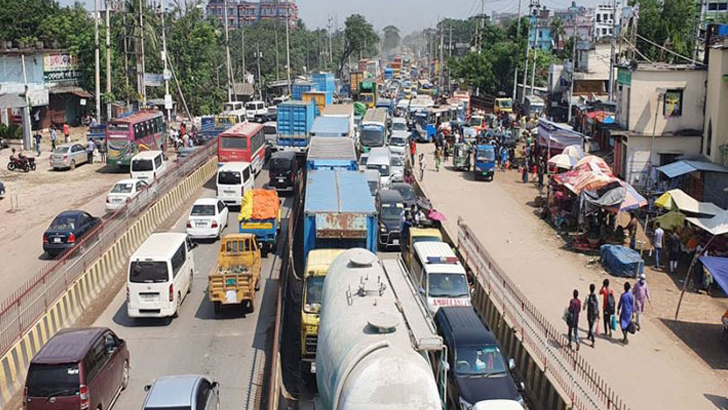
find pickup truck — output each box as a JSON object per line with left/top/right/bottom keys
{"left": 209, "top": 234, "right": 262, "bottom": 314}
{"left": 238, "top": 189, "right": 281, "bottom": 257}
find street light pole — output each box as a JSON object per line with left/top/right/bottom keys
{"left": 161, "top": 0, "right": 171, "bottom": 122}
{"left": 256, "top": 44, "right": 263, "bottom": 100}
{"left": 512, "top": 0, "right": 523, "bottom": 100}
{"left": 94, "top": 0, "right": 101, "bottom": 124}
{"left": 285, "top": 11, "right": 292, "bottom": 97}
{"left": 105, "top": 0, "right": 111, "bottom": 121}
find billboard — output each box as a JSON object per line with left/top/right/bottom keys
{"left": 43, "top": 53, "right": 82, "bottom": 85}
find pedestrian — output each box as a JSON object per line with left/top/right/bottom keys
{"left": 98, "top": 139, "right": 107, "bottom": 163}
{"left": 86, "top": 139, "right": 95, "bottom": 164}
{"left": 418, "top": 153, "right": 426, "bottom": 181}
{"left": 692, "top": 244, "right": 705, "bottom": 292}
{"left": 599, "top": 279, "right": 615, "bottom": 337}
{"left": 566, "top": 289, "right": 581, "bottom": 350}
{"left": 63, "top": 121, "right": 70, "bottom": 143}
{"left": 410, "top": 140, "right": 417, "bottom": 165}
{"left": 626, "top": 212, "right": 639, "bottom": 250}
{"left": 50, "top": 126, "right": 57, "bottom": 151}
{"left": 434, "top": 148, "right": 441, "bottom": 172}
{"left": 584, "top": 283, "right": 599, "bottom": 347}
{"left": 34, "top": 131, "right": 41, "bottom": 156}
{"left": 668, "top": 230, "right": 681, "bottom": 274}
{"left": 653, "top": 222, "right": 665, "bottom": 269}
{"left": 521, "top": 158, "right": 529, "bottom": 183}
{"left": 617, "top": 282, "right": 635, "bottom": 344}
{"left": 632, "top": 274, "right": 651, "bottom": 331}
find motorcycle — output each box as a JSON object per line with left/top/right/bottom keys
{"left": 7, "top": 154, "right": 36, "bottom": 172}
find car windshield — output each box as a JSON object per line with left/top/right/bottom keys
{"left": 221, "top": 136, "right": 247, "bottom": 149}
{"left": 471, "top": 117, "right": 483, "bottom": 127}
{"left": 381, "top": 203, "right": 403, "bottom": 220}
{"left": 50, "top": 216, "right": 76, "bottom": 231}
{"left": 132, "top": 159, "right": 154, "bottom": 172}
{"left": 477, "top": 149, "right": 495, "bottom": 162}
{"left": 455, "top": 345, "right": 507, "bottom": 376}
{"left": 130, "top": 261, "right": 169, "bottom": 283}
{"left": 360, "top": 129, "right": 385, "bottom": 147}
{"left": 498, "top": 100, "right": 513, "bottom": 109}
{"left": 412, "top": 235, "right": 440, "bottom": 245}
{"left": 191, "top": 204, "right": 215, "bottom": 216}
{"left": 367, "top": 163, "right": 390, "bottom": 177}
{"left": 26, "top": 363, "right": 80, "bottom": 397}
{"left": 390, "top": 137, "right": 406, "bottom": 147}
{"left": 270, "top": 158, "right": 292, "bottom": 173}
{"left": 54, "top": 146, "right": 70, "bottom": 154}
{"left": 111, "top": 183, "right": 134, "bottom": 194}
{"left": 304, "top": 276, "right": 324, "bottom": 313}
{"left": 108, "top": 123, "right": 129, "bottom": 132}
{"left": 394, "top": 186, "right": 414, "bottom": 200}
{"left": 367, "top": 181, "right": 378, "bottom": 196}
{"left": 391, "top": 156, "right": 403, "bottom": 167}
{"left": 263, "top": 125, "right": 277, "bottom": 135}
{"left": 246, "top": 103, "right": 257, "bottom": 110}
{"left": 428, "top": 273, "right": 469, "bottom": 298}
{"left": 359, "top": 156, "right": 368, "bottom": 166}
{"left": 392, "top": 122, "right": 407, "bottom": 131}
{"left": 218, "top": 171, "right": 241, "bottom": 185}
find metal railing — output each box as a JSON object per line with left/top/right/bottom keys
{"left": 0, "top": 140, "right": 218, "bottom": 358}
{"left": 457, "top": 218, "right": 630, "bottom": 410}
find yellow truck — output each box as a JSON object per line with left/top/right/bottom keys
{"left": 209, "top": 234, "right": 262, "bottom": 314}
{"left": 402, "top": 227, "right": 443, "bottom": 269}
{"left": 494, "top": 97, "right": 514, "bottom": 116}
{"left": 301, "top": 249, "right": 345, "bottom": 373}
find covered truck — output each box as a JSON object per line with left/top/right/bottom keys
{"left": 209, "top": 234, "right": 262, "bottom": 314}
{"left": 238, "top": 189, "right": 281, "bottom": 257}
{"left": 306, "top": 136, "right": 358, "bottom": 171}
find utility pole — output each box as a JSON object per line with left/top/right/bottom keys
{"left": 285, "top": 13, "right": 292, "bottom": 97}
{"left": 223, "top": 0, "right": 233, "bottom": 101}
{"left": 105, "top": 0, "right": 111, "bottom": 121}
{"left": 522, "top": 0, "right": 535, "bottom": 104}
{"left": 608, "top": 0, "right": 617, "bottom": 100}
{"left": 94, "top": 0, "right": 101, "bottom": 124}
{"left": 160, "top": 0, "right": 171, "bottom": 122}
{"left": 241, "top": 26, "right": 246, "bottom": 81}
{"left": 568, "top": 33, "right": 576, "bottom": 123}
{"left": 439, "top": 19, "right": 445, "bottom": 96}
{"left": 695, "top": 0, "right": 706, "bottom": 63}
{"left": 449, "top": 21, "right": 453, "bottom": 58}
{"left": 479, "top": 0, "right": 485, "bottom": 54}
{"left": 122, "top": 14, "right": 130, "bottom": 105}
{"left": 328, "top": 15, "right": 334, "bottom": 64}
{"left": 256, "top": 44, "right": 263, "bottom": 100}
{"left": 530, "top": 6, "right": 540, "bottom": 97}
{"left": 512, "top": 0, "right": 523, "bottom": 99}
{"left": 139, "top": 0, "right": 147, "bottom": 105}
{"left": 274, "top": 0, "right": 280, "bottom": 79}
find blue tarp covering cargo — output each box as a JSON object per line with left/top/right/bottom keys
{"left": 303, "top": 169, "right": 377, "bottom": 259}
{"left": 600, "top": 245, "right": 644, "bottom": 277}
{"left": 699, "top": 256, "right": 728, "bottom": 294}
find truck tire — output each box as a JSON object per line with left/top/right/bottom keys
{"left": 248, "top": 300, "right": 256, "bottom": 314}
{"left": 213, "top": 302, "right": 221, "bottom": 314}
{"left": 255, "top": 277, "right": 261, "bottom": 291}
{"left": 261, "top": 244, "right": 269, "bottom": 258}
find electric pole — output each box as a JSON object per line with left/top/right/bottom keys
{"left": 256, "top": 44, "right": 263, "bottom": 100}
{"left": 122, "top": 14, "right": 130, "bottom": 105}
{"left": 105, "top": 0, "right": 111, "bottom": 121}
{"left": 223, "top": 0, "right": 234, "bottom": 101}
{"left": 328, "top": 15, "right": 334, "bottom": 64}
{"left": 139, "top": 0, "right": 147, "bottom": 105}
{"left": 608, "top": 0, "right": 617, "bottom": 100}
{"left": 479, "top": 0, "right": 485, "bottom": 54}
{"left": 241, "top": 26, "right": 246, "bottom": 82}
{"left": 522, "top": 1, "right": 535, "bottom": 104}
{"left": 94, "top": 0, "right": 101, "bottom": 123}
{"left": 439, "top": 19, "right": 444, "bottom": 96}
{"left": 285, "top": 12, "right": 292, "bottom": 97}
{"left": 449, "top": 21, "right": 453, "bottom": 58}
{"left": 512, "top": 0, "right": 523, "bottom": 99}
{"left": 160, "top": 0, "right": 171, "bottom": 122}
{"left": 530, "top": 13, "right": 539, "bottom": 97}
{"left": 274, "top": 0, "right": 280, "bottom": 79}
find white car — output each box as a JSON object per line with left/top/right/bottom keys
{"left": 105, "top": 178, "right": 157, "bottom": 212}
{"left": 388, "top": 132, "right": 409, "bottom": 158}
{"left": 390, "top": 155, "right": 405, "bottom": 182}
{"left": 186, "top": 198, "right": 229, "bottom": 239}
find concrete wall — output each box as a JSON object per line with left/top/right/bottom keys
{"left": 703, "top": 46, "right": 728, "bottom": 165}
{"left": 624, "top": 134, "right": 702, "bottom": 188}
{"left": 0, "top": 54, "right": 45, "bottom": 85}
{"left": 618, "top": 67, "right": 706, "bottom": 136}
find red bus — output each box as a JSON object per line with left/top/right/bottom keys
{"left": 106, "top": 110, "right": 166, "bottom": 166}
{"left": 218, "top": 122, "right": 266, "bottom": 175}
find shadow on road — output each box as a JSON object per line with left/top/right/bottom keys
{"left": 111, "top": 301, "right": 173, "bottom": 327}
{"left": 660, "top": 318, "right": 728, "bottom": 370}
{"left": 704, "top": 394, "right": 728, "bottom": 409}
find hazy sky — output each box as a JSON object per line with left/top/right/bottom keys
{"left": 58, "top": 0, "right": 599, "bottom": 33}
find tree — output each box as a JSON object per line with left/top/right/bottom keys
{"left": 337, "top": 14, "right": 379, "bottom": 76}
{"left": 636, "top": 0, "right": 696, "bottom": 63}
{"left": 550, "top": 17, "right": 565, "bottom": 51}
{"left": 382, "top": 25, "right": 400, "bottom": 53}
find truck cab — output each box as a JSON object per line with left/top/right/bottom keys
{"left": 402, "top": 227, "right": 443, "bottom": 269}
{"left": 300, "top": 249, "right": 345, "bottom": 373}
{"left": 209, "top": 234, "right": 262, "bottom": 314}
{"left": 494, "top": 98, "right": 513, "bottom": 116}
{"left": 245, "top": 100, "right": 267, "bottom": 122}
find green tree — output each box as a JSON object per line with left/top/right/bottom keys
{"left": 382, "top": 25, "right": 401, "bottom": 53}
{"left": 636, "top": 0, "right": 696, "bottom": 63}
{"left": 337, "top": 14, "right": 379, "bottom": 76}
{"left": 550, "top": 17, "right": 565, "bottom": 52}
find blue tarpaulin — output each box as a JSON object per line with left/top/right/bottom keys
{"left": 600, "top": 244, "right": 644, "bottom": 277}
{"left": 699, "top": 256, "right": 728, "bottom": 294}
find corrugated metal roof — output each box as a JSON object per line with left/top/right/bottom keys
{"left": 657, "top": 160, "right": 728, "bottom": 178}
{"left": 305, "top": 169, "right": 375, "bottom": 214}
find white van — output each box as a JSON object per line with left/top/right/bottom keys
{"left": 216, "top": 162, "right": 254, "bottom": 206}
{"left": 411, "top": 241, "right": 471, "bottom": 315}
{"left": 245, "top": 100, "right": 267, "bottom": 121}
{"left": 366, "top": 147, "right": 393, "bottom": 189}
{"left": 130, "top": 151, "right": 167, "bottom": 182}
{"left": 127, "top": 232, "right": 195, "bottom": 319}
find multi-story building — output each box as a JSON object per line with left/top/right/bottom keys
{"left": 206, "top": 0, "right": 298, "bottom": 28}
{"left": 593, "top": 3, "right": 619, "bottom": 40}
{"left": 528, "top": 8, "right": 553, "bottom": 51}
{"left": 553, "top": 2, "right": 594, "bottom": 44}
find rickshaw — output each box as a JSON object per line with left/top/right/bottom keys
{"left": 474, "top": 144, "right": 496, "bottom": 181}
{"left": 453, "top": 143, "right": 472, "bottom": 171}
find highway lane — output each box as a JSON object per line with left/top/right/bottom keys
{"left": 88, "top": 169, "right": 286, "bottom": 410}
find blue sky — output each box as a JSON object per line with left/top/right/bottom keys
{"left": 58, "top": 0, "right": 603, "bottom": 33}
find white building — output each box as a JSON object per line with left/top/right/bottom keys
{"left": 593, "top": 3, "right": 619, "bottom": 40}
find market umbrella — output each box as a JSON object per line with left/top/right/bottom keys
{"left": 570, "top": 171, "right": 616, "bottom": 194}
{"left": 548, "top": 153, "right": 578, "bottom": 169}
{"left": 428, "top": 210, "right": 447, "bottom": 222}
{"left": 575, "top": 155, "right": 612, "bottom": 175}
{"left": 686, "top": 210, "right": 728, "bottom": 236}
{"left": 655, "top": 210, "right": 686, "bottom": 231}
{"left": 618, "top": 182, "right": 647, "bottom": 212}
{"left": 562, "top": 144, "right": 585, "bottom": 160}
{"left": 654, "top": 189, "right": 724, "bottom": 216}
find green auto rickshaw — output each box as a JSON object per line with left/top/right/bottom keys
{"left": 453, "top": 142, "right": 472, "bottom": 171}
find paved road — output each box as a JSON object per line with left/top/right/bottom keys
{"left": 416, "top": 143, "right": 728, "bottom": 410}
{"left": 89, "top": 170, "right": 284, "bottom": 410}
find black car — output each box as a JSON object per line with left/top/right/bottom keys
{"left": 376, "top": 189, "right": 405, "bottom": 250}
{"left": 268, "top": 151, "right": 300, "bottom": 192}
{"left": 435, "top": 307, "right": 524, "bottom": 409}
{"left": 43, "top": 210, "right": 101, "bottom": 257}
{"left": 390, "top": 182, "right": 416, "bottom": 209}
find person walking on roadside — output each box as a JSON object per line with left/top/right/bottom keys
{"left": 63, "top": 121, "right": 70, "bottom": 143}
{"left": 567, "top": 289, "right": 581, "bottom": 350}
{"left": 668, "top": 230, "right": 681, "bottom": 274}
{"left": 584, "top": 283, "right": 599, "bottom": 347}
{"left": 86, "top": 139, "right": 95, "bottom": 164}
{"left": 626, "top": 212, "right": 639, "bottom": 250}
{"left": 434, "top": 147, "right": 441, "bottom": 172}
{"left": 617, "top": 282, "right": 635, "bottom": 344}
{"left": 653, "top": 222, "right": 665, "bottom": 270}
{"left": 632, "top": 274, "right": 651, "bottom": 331}
{"left": 97, "top": 139, "right": 106, "bottom": 163}
{"left": 418, "top": 153, "right": 426, "bottom": 181}
{"left": 50, "top": 126, "right": 57, "bottom": 151}
{"left": 410, "top": 140, "right": 417, "bottom": 165}
{"left": 34, "top": 131, "right": 41, "bottom": 156}
{"left": 599, "top": 279, "right": 615, "bottom": 337}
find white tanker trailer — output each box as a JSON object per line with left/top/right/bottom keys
{"left": 316, "top": 249, "right": 444, "bottom": 410}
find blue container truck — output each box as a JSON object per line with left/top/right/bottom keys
{"left": 292, "top": 81, "right": 319, "bottom": 100}
{"left": 306, "top": 137, "right": 358, "bottom": 171}
{"left": 309, "top": 116, "right": 352, "bottom": 138}
{"left": 277, "top": 100, "right": 316, "bottom": 151}
{"left": 383, "top": 68, "right": 394, "bottom": 80}
{"left": 375, "top": 98, "right": 395, "bottom": 116}
{"left": 312, "top": 72, "right": 336, "bottom": 94}
{"left": 303, "top": 169, "right": 377, "bottom": 259}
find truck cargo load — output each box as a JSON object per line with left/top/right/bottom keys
{"left": 309, "top": 116, "right": 352, "bottom": 138}
{"left": 239, "top": 189, "right": 281, "bottom": 256}
{"left": 312, "top": 72, "right": 336, "bottom": 94}
{"left": 277, "top": 100, "right": 316, "bottom": 151}
{"left": 302, "top": 90, "right": 333, "bottom": 115}
{"left": 306, "top": 137, "right": 358, "bottom": 171}
{"left": 292, "top": 81, "right": 318, "bottom": 100}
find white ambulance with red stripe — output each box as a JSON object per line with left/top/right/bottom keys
{"left": 411, "top": 241, "right": 472, "bottom": 315}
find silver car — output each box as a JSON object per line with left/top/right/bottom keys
{"left": 143, "top": 375, "right": 220, "bottom": 410}
{"left": 50, "top": 143, "right": 89, "bottom": 170}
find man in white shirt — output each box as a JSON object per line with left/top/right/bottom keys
{"left": 653, "top": 222, "right": 664, "bottom": 269}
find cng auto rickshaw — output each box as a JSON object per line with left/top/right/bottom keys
{"left": 474, "top": 144, "right": 496, "bottom": 181}
{"left": 453, "top": 143, "right": 471, "bottom": 171}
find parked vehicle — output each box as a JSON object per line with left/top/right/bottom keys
{"left": 474, "top": 145, "right": 496, "bottom": 181}
{"left": 238, "top": 189, "right": 281, "bottom": 257}
{"left": 127, "top": 233, "right": 195, "bottom": 319}
{"left": 366, "top": 147, "right": 394, "bottom": 189}
{"left": 474, "top": 400, "right": 526, "bottom": 410}
{"left": 376, "top": 189, "right": 405, "bottom": 250}
{"left": 390, "top": 182, "right": 416, "bottom": 209}
{"left": 436, "top": 307, "right": 524, "bottom": 408}
{"left": 130, "top": 151, "right": 167, "bottom": 182}
{"left": 142, "top": 375, "right": 219, "bottom": 410}
{"left": 186, "top": 198, "right": 229, "bottom": 240}
{"left": 357, "top": 153, "right": 369, "bottom": 171}
{"left": 268, "top": 151, "right": 300, "bottom": 192}
{"left": 106, "top": 110, "right": 166, "bottom": 167}
{"left": 245, "top": 100, "right": 267, "bottom": 121}
{"left": 43, "top": 210, "right": 101, "bottom": 257}
{"left": 300, "top": 249, "right": 345, "bottom": 373}
{"left": 307, "top": 136, "right": 358, "bottom": 171}
{"left": 7, "top": 151, "right": 36, "bottom": 172}
{"left": 106, "top": 178, "right": 157, "bottom": 213}
{"left": 24, "top": 327, "right": 130, "bottom": 410}
{"left": 453, "top": 143, "right": 472, "bottom": 171}
{"left": 209, "top": 233, "right": 262, "bottom": 313}
{"left": 216, "top": 162, "right": 254, "bottom": 207}
{"left": 410, "top": 241, "right": 471, "bottom": 314}
{"left": 50, "top": 143, "right": 89, "bottom": 170}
